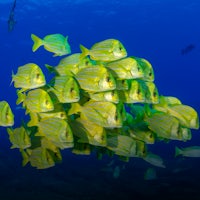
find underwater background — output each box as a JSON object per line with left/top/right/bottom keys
{"left": 0, "top": 0, "right": 200, "bottom": 199}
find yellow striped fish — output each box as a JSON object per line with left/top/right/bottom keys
{"left": 50, "top": 76, "right": 80, "bottom": 103}
{"left": 37, "top": 117, "right": 74, "bottom": 149}
{"left": 80, "top": 39, "right": 127, "bottom": 61}
{"left": 0, "top": 101, "right": 14, "bottom": 127}
{"left": 106, "top": 57, "right": 144, "bottom": 79}
{"left": 31, "top": 33, "right": 71, "bottom": 57}
{"left": 69, "top": 101, "right": 123, "bottom": 128}
{"left": 46, "top": 53, "right": 93, "bottom": 76}
{"left": 12, "top": 63, "right": 46, "bottom": 90}
{"left": 107, "top": 134, "right": 147, "bottom": 158}
{"left": 140, "top": 81, "right": 159, "bottom": 104}
{"left": 153, "top": 97, "right": 199, "bottom": 129}
{"left": 23, "top": 89, "right": 54, "bottom": 113}
{"left": 133, "top": 56, "right": 154, "bottom": 81}
{"left": 75, "top": 65, "right": 116, "bottom": 92}
{"left": 145, "top": 112, "right": 190, "bottom": 141}
{"left": 7, "top": 126, "right": 31, "bottom": 149}
{"left": 88, "top": 90, "right": 119, "bottom": 103}
{"left": 118, "top": 80, "right": 145, "bottom": 103}
{"left": 70, "top": 117, "right": 107, "bottom": 146}
{"left": 26, "top": 147, "right": 56, "bottom": 169}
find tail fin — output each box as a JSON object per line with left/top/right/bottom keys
{"left": 27, "top": 112, "right": 38, "bottom": 127}
{"left": 79, "top": 44, "right": 90, "bottom": 59}
{"left": 31, "top": 34, "right": 43, "bottom": 52}
{"left": 45, "top": 64, "right": 59, "bottom": 75}
{"left": 68, "top": 102, "right": 82, "bottom": 115}
{"left": 16, "top": 90, "right": 26, "bottom": 105}
{"left": 175, "top": 146, "right": 183, "bottom": 157}
{"left": 10, "top": 70, "right": 15, "bottom": 86}
{"left": 20, "top": 149, "right": 30, "bottom": 167}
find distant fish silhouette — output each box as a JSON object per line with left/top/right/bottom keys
{"left": 8, "top": 0, "right": 17, "bottom": 32}
{"left": 181, "top": 44, "right": 195, "bottom": 55}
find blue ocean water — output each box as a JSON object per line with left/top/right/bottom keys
{"left": 0, "top": 0, "right": 200, "bottom": 199}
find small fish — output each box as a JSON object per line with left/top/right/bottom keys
{"left": 132, "top": 56, "right": 154, "bottom": 81}
{"left": 37, "top": 118, "right": 74, "bottom": 149}
{"left": 140, "top": 81, "right": 159, "bottom": 104}
{"left": 143, "top": 152, "right": 166, "bottom": 168}
{"left": 129, "top": 125, "right": 155, "bottom": 144}
{"left": 107, "top": 134, "right": 147, "bottom": 158}
{"left": 31, "top": 33, "right": 71, "bottom": 56}
{"left": 154, "top": 100, "right": 199, "bottom": 129}
{"left": 175, "top": 146, "right": 200, "bottom": 157}
{"left": 87, "top": 90, "right": 119, "bottom": 103}
{"left": 153, "top": 95, "right": 182, "bottom": 114}
{"left": 12, "top": 63, "right": 46, "bottom": 90}
{"left": 105, "top": 57, "right": 144, "bottom": 79}
{"left": 41, "top": 137, "right": 60, "bottom": 153}
{"left": 75, "top": 65, "right": 116, "bottom": 92}
{"left": 7, "top": 0, "right": 17, "bottom": 32}
{"left": 27, "top": 147, "right": 56, "bottom": 169}
{"left": 144, "top": 168, "right": 157, "bottom": 180}
{"left": 118, "top": 80, "right": 145, "bottom": 103}
{"left": 22, "top": 89, "right": 54, "bottom": 113}
{"left": 70, "top": 117, "right": 107, "bottom": 146}
{"left": 7, "top": 126, "right": 31, "bottom": 149}
{"left": 38, "top": 104, "right": 67, "bottom": 120}
{"left": 166, "top": 105, "right": 199, "bottom": 129}
{"left": 145, "top": 112, "right": 183, "bottom": 140}
{"left": 27, "top": 104, "right": 67, "bottom": 127}
{"left": 50, "top": 76, "right": 80, "bottom": 103}
{"left": 113, "top": 166, "right": 121, "bottom": 179}
{"left": 181, "top": 44, "right": 195, "bottom": 55}
{"left": 69, "top": 101, "right": 123, "bottom": 128}
{"left": 46, "top": 53, "right": 93, "bottom": 76}
{"left": 0, "top": 101, "right": 14, "bottom": 127}
{"left": 80, "top": 39, "right": 127, "bottom": 61}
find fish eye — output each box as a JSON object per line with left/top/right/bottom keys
{"left": 137, "top": 88, "right": 141, "bottom": 95}
{"left": 149, "top": 72, "right": 152, "bottom": 77}
{"left": 143, "top": 148, "right": 146, "bottom": 155}
{"left": 5, "top": 108, "right": 10, "bottom": 119}
{"left": 85, "top": 61, "right": 89, "bottom": 65}
{"left": 149, "top": 133, "right": 153, "bottom": 138}
{"left": 106, "top": 76, "right": 111, "bottom": 82}
{"left": 36, "top": 73, "right": 40, "bottom": 79}
{"left": 153, "top": 90, "right": 157, "bottom": 97}
{"left": 60, "top": 113, "right": 64, "bottom": 118}
{"left": 54, "top": 152, "right": 59, "bottom": 158}
{"left": 115, "top": 114, "right": 118, "bottom": 121}
{"left": 45, "top": 100, "right": 49, "bottom": 105}
{"left": 70, "top": 87, "right": 74, "bottom": 93}
{"left": 137, "top": 66, "right": 141, "bottom": 72}
{"left": 119, "top": 45, "right": 123, "bottom": 51}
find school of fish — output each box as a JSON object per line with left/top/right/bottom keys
{"left": 1, "top": 33, "right": 199, "bottom": 169}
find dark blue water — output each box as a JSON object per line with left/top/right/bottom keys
{"left": 0, "top": 0, "right": 200, "bottom": 199}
